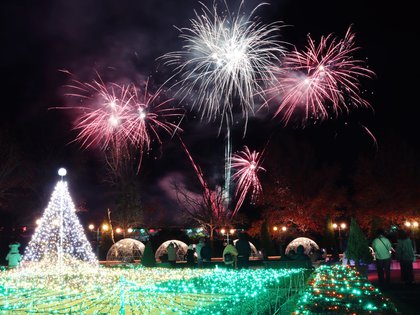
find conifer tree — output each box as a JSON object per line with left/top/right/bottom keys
{"left": 345, "top": 218, "right": 373, "bottom": 269}
{"left": 23, "top": 169, "right": 97, "bottom": 265}
{"left": 141, "top": 241, "right": 156, "bottom": 267}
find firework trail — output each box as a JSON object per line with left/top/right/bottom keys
{"left": 161, "top": 0, "right": 287, "bottom": 132}
{"left": 231, "top": 146, "right": 265, "bottom": 218}
{"left": 62, "top": 73, "right": 183, "bottom": 170}
{"left": 178, "top": 136, "right": 224, "bottom": 217}
{"left": 265, "top": 26, "right": 375, "bottom": 125}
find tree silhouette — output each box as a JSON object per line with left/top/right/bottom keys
{"left": 254, "top": 135, "right": 345, "bottom": 235}
{"left": 351, "top": 137, "right": 420, "bottom": 234}
{"left": 345, "top": 218, "right": 372, "bottom": 269}
{"left": 141, "top": 241, "right": 156, "bottom": 267}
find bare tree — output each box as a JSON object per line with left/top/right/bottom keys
{"left": 0, "top": 132, "right": 28, "bottom": 209}
{"left": 172, "top": 181, "right": 232, "bottom": 240}
{"left": 103, "top": 148, "right": 144, "bottom": 235}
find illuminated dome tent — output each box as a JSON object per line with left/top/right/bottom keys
{"left": 233, "top": 239, "right": 259, "bottom": 258}
{"left": 285, "top": 237, "right": 319, "bottom": 256}
{"left": 155, "top": 240, "right": 188, "bottom": 261}
{"left": 106, "top": 238, "right": 145, "bottom": 263}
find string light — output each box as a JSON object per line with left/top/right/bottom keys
{"left": 22, "top": 179, "right": 97, "bottom": 265}
{"left": 293, "top": 265, "right": 398, "bottom": 314}
{"left": 0, "top": 266, "right": 305, "bottom": 313}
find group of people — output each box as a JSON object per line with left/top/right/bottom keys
{"left": 179, "top": 233, "right": 252, "bottom": 269}
{"left": 221, "top": 233, "right": 253, "bottom": 269}
{"left": 372, "top": 228, "right": 416, "bottom": 286}
{"left": 280, "top": 245, "right": 312, "bottom": 261}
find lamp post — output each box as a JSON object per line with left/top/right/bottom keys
{"left": 220, "top": 228, "right": 235, "bottom": 244}
{"left": 404, "top": 221, "right": 419, "bottom": 228}
{"left": 273, "top": 226, "right": 287, "bottom": 233}
{"left": 273, "top": 226, "right": 287, "bottom": 256}
{"left": 89, "top": 223, "right": 110, "bottom": 258}
{"left": 333, "top": 222, "right": 347, "bottom": 252}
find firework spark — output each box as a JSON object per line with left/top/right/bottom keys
{"left": 178, "top": 136, "right": 223, "bottom": 217}
{"left": 162, "top": 0, "right": 287, "bottom": 131}
{"left": 65, "top": 77, "right": 132, "bottom": 151}
{"left": 266, "top": 26, "right": 375, "bottom": 125}
{"left": 122, "top": 82, "right": 183, "bottom": 153}
{"left": 231, "top": 146, "right": 265, "bottom": 218}
{"left": 63, "top": 74, "right": 183, "bottom": 168}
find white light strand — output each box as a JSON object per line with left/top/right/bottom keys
{"left": 23, "top": 181, "right": 97, "bottom": 265}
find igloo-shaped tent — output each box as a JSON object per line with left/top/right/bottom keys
{"left": 155, "top": 240, "right": 188, "bottom": 261}
{"left": 106, "top": 238, "right": 145, "bottom": 263}
{"left": 233, "top": 239, "right": 259, "bottom": 258}
{"left": 285, "top": 237, "right": 319, "bottom": 256}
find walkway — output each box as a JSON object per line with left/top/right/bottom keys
{"left": 368, "top": 269, "right": 420, "bottom": 315}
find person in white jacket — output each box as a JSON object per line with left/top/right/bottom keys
{"left": 6, "top": 243, "right": 22, "bottom": 269}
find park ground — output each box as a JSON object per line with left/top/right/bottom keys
{"left": 368, "top": 268, "right": 420, "bottom": 315}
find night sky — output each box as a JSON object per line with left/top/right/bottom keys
{"left": 1, "top": 0, "right": 418, "bottom": 229}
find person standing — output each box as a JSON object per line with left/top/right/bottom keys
{"left": 223, "top": 241, "right": 238, "bottom": 269}
{"left": 235, "top": 232, "right": 252, "bottom": 269}
{"left": 371, "top": 229, "right": 393, "bottom": 287}
{"left": 200, "top": 239, "right": 212, "bottom": 268}
{"left": 185, "top": 244, "right": 196, "bottom": 267}
{"left": 167, "top": 242, "right": 177, "bottom": 267}
{"left": 396, "top": 229, "right": 415, "bottom": 285}
{"left": 294, "top": 245, "right": 311, "bottom": 261}
{"left": 196, "top": 238, "right": 205, "bottom": 268}
{"left": 5, "top": 242, "right": 22, "bottom": 269}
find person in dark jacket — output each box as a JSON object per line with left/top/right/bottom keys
{"left": 235, "top": 233, "right": 252, "bottom": 269}
{"left": 294, "top": 245, "right": 311, "bottom": 261}
{"left": 396, "top": 229, "right": 415, "bottom": 285}
{"left": 185, "top": 244, "right": 196, "bottom": 267}
{"left": 280, "top": 249, "right": 295, "bottom": 261}
{"left": 200, "top": 240, "right": 212, "bottom": 268}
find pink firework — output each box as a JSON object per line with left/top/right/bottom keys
{"left": 66, "top": 77, "right": 132, "bottom": 151}
{"left": 65, "top": 74, "right": 183, "bottom": 165}
{"left": 231, "top": 146, "right": 265, "bottom": 218}
{"left": 267, "top": 26, "right": 375, "bottom": 124}
{"left": 121, "top": 81, "right": 183, "bottom": 153}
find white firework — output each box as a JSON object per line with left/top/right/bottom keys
{"left": 162, "top": 0, "right": 287, "bottom": 131}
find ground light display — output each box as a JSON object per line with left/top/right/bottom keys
{"left": 1, "top": 170, "right": 307, "bottom": 314}
{"left": 0, "top": 265, "right": 306, "bottom": 314}
{"left": 293, "top": 265, "right": 398, "bottom": 314}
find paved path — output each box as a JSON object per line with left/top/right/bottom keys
{"left": 368, "top": 269, "right": 420, "bottom": 315}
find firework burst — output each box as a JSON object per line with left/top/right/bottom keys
{"left": 266, "top": 26, "right": 375, "bottom": 125}
{"left": 231, "top": 146, "right": 265, "bottom": 218}
{"left": 65, "top": 77, "right": 132, "bottom": 151}
{"left": 121, "top": 82, "right": 183, "bottom": 153}
{"left": 162, "top": 0, "right": 287, "bottom": 131}
{"left": 63, "top": 74, "right": 183, "bottom": 169}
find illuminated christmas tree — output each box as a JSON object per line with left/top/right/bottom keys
{"left": 23, "top": 168, "right": 97, "bottom": 265}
